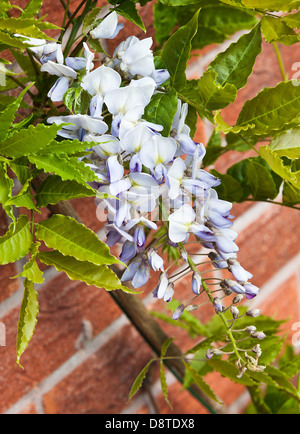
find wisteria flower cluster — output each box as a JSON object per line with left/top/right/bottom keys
{"left": 24, "top": 11, "right": 265, "bottom": 375}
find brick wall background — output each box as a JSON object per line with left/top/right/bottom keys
{"left": 0, "top": 0, "right": 300, "bottom": 414}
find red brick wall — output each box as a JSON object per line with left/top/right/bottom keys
{"left": 0, "top": 0, "right": 300, "bottom": 414}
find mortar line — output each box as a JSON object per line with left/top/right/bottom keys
{"left": 4, "top": 314, "right": 129, "bottom": 414}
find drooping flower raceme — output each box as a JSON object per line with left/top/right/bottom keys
{"left": 40, "top": 11, "right": 264, "bottom": 376}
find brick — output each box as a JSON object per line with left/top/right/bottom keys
{"left": 257, "top": 273, "right": 300, "bottom": 342}
{"left": 0, "top": 273, "right": 122, "bottom": 413}
{"left": 18, "top": 403, "right": 38, "bottom": 415}
{"left": 234, "top": 204, "right": 300, "bottom": 289}
{"left": 43, "top": 325, "right": 153, "bottom": 414}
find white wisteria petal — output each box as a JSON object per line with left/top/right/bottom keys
{"left": 104, "top": 86, "right": 146, "bottom": 121}
{"left": 48, "top": 76, "right": 70, "bottom": 102}
{"left": 81, "top": 65, "right": 121, "bottom": 96}
{"left": 140, "top": 135, "right": 177, "bottom": 170}
{"left": 90, "top": 11, "right": 123, "bottom": 40}
{"left": 83, "top": 42, "right": 95, "bottom": 72}
{"left": 41, "top": 61, "right": 77, "bottom": 79}
{"left": 168, "top": 204, "right": 196, "bottom": 243}
{"left": 129, "top": 77, "right": 156, "bottom": 105}
{"left": 85, "top": 134, "right": 121, "bottom": 158}
{"left": 120, "top": 123, "right": 154, "bottom": 153}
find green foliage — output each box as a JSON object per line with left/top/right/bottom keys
{"left": 143, "top": 89, "right": 178, "bottom": 136}
{"left": 1, "top": 0, "right": 300, "bottom": 411}
{"left": 16, "top": 279, "right": 39, "bottom": 368}
{"left": 35, "top": 214, "right": 123, "bottom": 266}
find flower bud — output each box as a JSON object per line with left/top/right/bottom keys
{"left": 172, "top": 304, "right": 185, "bottom": 320}
{"left": 164, "top": 282, "right": 174, "bottom": 303}
{"left": 191, "top": 271, "right": 202, "bottom": 295}
{"left": 185, "top": 304, "right": 199, "bottom": 312}
{"left": 206, "top": 349, "right": 215, "bottom": 360}
{"left": 252, "top": 344, "right": 262, "bottom": 357}
{"left": 246, "top": 309, "right": 261, "bottom": 318}
{"left": 220, "top": 279, "right": 245, "bottom": 295}
{"left": 246, "top": 326, "right": 257, "bottom": 334}
{"left": 213, "top": 297, "right": 224, "bottom": 313}
{"left": 233, "top": 294, "right": 244, "bottom": 304}
{"left": 180, "top": 247, "right": 188, "bottom": 262}
{"left": 251, "top": 331, "right": 266, "bottom": 340}
{"left": 230, "top": 305, "right": 239, "bottom": 319}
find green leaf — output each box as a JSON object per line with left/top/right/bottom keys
{"left": 38, "top": 250, "right": 129, "bottom": 292}
{"left": 0, "top": 84, "right": 32, "bottom": 141}
{"left": 0, "top": 215, "right": 32, "bottom": 265}
{"left": 236, "top": 81, "right": 300, "bottom": 136}
{"left": 189, "top": 5, "right": 258, "bottom": 50}
{"left": 0, "top": 161, "right": 14, "bottom": 220}
{"left": 21, "top": 0, "right": 43, "bottom": 18}
{"left": 13, "top": 243, "right": 44, "bottom": 284}
{"left": 5, "top": 179, "right": 38, "bottom": 212}
{"left": 35, "top": 175, "right": 96, "bottom": 208}
{"left": 143, "top": 89, "right": 178, "bottom": 136}
{"left": 184, "top": 361, "right": 223, "bottom": 404}
{"left": 261, "top": 16, "right": 299, "bottom": 46}
{"left": 114, "top": 1, "right": 146, "bottom": 32}
{"left": 0, "top": 123, "right": 65, "bottom": 158}
{"left": 265, "top": 366, "right": 300, "bottom": 401}
{"left": 36, "top": 214, "right": 122, "bottom": 267}
{"left": 8, "top": 157, "right": 31, "bottom": 185}
{"left": 207, "top": 358, "right": 257, "bottom": 386}
{"left": 153, "top": 2, "right": 178, "bottom": 45}
{"left": 188, "top": 70, "right": 237, "bottom": 111}
{"left": 39, "top": 139, "right": 92, "bottom": 155}
{"left": 128, "top": 359, "right": 155, "bottom": 401}
{"left": 210, "top": 169, "right": 245, "bottom": 202}
{"left": 269, "top": 128, "right": 300, "bottom": 159}
{"left": 207, "top": 24, "right": 262, "bottom": 90}
{"left": 214, "top": 110, "right": 254, "bottom": 134}
{"left": 0, "top": 18, "right": 50, "bottom": 39}
{"left": 246, "top": 159, "right": 278, "bottom": 200}
{"left": 28, "top": 153, "right": 98, "bottom": 184}
{"left": 242, "top": 0, "right": 300, "bottom": 13}
{"left": 161, "top": 9, "right": 200, "bottom": 90}
{"left": 283, "top": 11, "right": 300, "bottom": 29}
{"left": 0, "top": 0, "right": 11, "bottom": 13}
{"left": 16, "top": 279, "right": 39, "bottom": 368}
{"left": 0, "top": 31, "right": 32, "bottom": 49}
{"left": 282, "top": 182, "right": 300, "bottom": 205}
{"left": 259, "top": 146, "right": 300, "bottom": 190}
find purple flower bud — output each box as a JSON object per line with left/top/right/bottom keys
{"left": 233, "top": 294, "right": 244, "bottom": 304}
{"left": 246, "top": 326, "right": 257, "bottom": 334}
{"left": 191, "top": 272, "right": 202, "bottom": 295}
{"left": 134, "top": 225, "right": 145, "bottom": 252}
{"left": 120, "top": 240, "right": 136, "bottom": 263}
{"left": 206, "top": 349, "right": 215, "bottom": 360}
{"left": 228, "top": 259, "right": 253, "bottom": 282}
{"left": 252, "top": 344, "right": 262, "bottom": 357}
{"left": 172, "top": 304, "right": 185, "bottom": 320}
{"left": 230, "top": 305, "right": 239, "bottom": 319}
{"left": 164, "top": 282, "right": 174, "bottom": 302}
{"left": 221, "top": 279, "right": 245, "bottom": 295}
{"left": 251, "top": 331, "right": 266, "bottom": 340}
{"left": 246, "top": 309, "right": 261, "bottom": 318}
{"left": 242, "top": 282, "right": 260, "bottom": 300}
{"left": 208, "top": 251, "right": 228, "bottom": 269}
{"left": 65, "top": 57, "right": 86, "bottom": 70}
{"left": 213, "top": 297, "right": 224, "bottom": 313}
